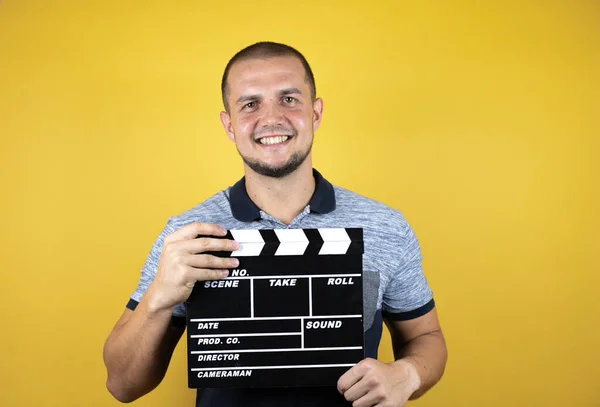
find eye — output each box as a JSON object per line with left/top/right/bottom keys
{"left": 244, "top": 101, "right": 256, "bottom": 109}
{"left": 283, "top": 96, "right": 295, "bottom": 104}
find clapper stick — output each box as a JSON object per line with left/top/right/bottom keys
{"left": 185, "top": 228, "right": 365, "bottom": 388}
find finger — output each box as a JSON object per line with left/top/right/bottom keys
{"left": 176, "top": 236, "right": 239, "bottom": 255}
{"left": 341, "top": 378, "right": 371, "bottom": 404}
{"left": 167, "top": 222, "right": 227, "bottom": 243}
{"left": 344, "top": 376, "right": 387, "bottom": 407}
{"left": 186, "top": 254, "right": 239, "bottom": 270}
{"left": 186, "top": 267, "right": 231, "bottom": 282}
{"left": 351, "top": 389, "right": 386, "bottom": 407}
{"left": 337, "top": 364, "right": 363, "bottom": 395}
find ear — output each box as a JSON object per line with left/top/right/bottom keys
{"left": 220, "top": 111, "right": 236, "bottom": 142}
{"left": 312, "top": 98, "right": 324, "bottom": 131}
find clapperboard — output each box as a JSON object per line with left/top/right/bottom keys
{"left": 185, "top": 228, "right": 364, "bottom": 388}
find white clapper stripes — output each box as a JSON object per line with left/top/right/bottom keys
{"left": 224, "top": 228, "right": 363, "bottom": 257}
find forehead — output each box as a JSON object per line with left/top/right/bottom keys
{"left": 227, "top": 56, "right": 308, "bottom": 96}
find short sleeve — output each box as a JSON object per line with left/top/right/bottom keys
{"left": 381, "top": 222, "right": 435, "bottom": 321}
{"left": 126, "top": 218, "right": 187, "bottom": 322}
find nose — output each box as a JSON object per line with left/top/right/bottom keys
{"left": 259, "top": 100, "right": 285, "bottom": 128}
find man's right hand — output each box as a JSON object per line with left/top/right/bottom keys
{"left": 145, "top": 222, "right": 240, "bottom": 313}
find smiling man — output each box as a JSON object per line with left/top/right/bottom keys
{"left": 219, "top": 48, "right": 324, "bottom": 226}
{"left": 222, "top": 56, "right": 316, "bottom": 180}
{"left": 103, "top": 42, "right": 447, "bottom": 407}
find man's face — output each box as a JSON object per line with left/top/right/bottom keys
{"left": 220, "top": 56, "right": 323, "bottom": 178}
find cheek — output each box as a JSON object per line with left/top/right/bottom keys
{"left": 289, "top": 111, "right": 311, "bottom": 131}
{"left": 232, "top": 117, "right": 255, "bottom": 139}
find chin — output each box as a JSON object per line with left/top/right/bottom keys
{"left": 241, "top": 148, "right": 311, "bottom": 179}
{"left": 245, "top": 159, "right": 305, "bottom": 179}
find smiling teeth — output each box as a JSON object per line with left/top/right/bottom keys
{"left": 259, "top": 136, "right": 289, "bottom": 145}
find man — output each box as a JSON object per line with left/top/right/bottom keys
{"left": 103, "top": 41, "right": 447, "bottom": 406}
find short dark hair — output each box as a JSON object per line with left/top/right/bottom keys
{"left": 221, "top": 41, "right": 316, "bottom": 112}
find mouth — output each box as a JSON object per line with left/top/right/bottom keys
{"left": 255, "top": 135, "right": 291, "bottom": 146}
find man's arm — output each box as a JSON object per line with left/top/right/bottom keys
{"left": 385, "top": 307, "right": 447, "bottom": 399}
{"left": 102, "top": 222, "right": 240, "bottom": 403}
{"left": 338, "top": 307, "right": 447, "bottom": 406}
{"left": 102, "top": 300, "right": 184, "bottom": 403}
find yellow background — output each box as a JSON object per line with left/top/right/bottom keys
{"left": 1, "top": 1, "right": 598, "bottom": 406}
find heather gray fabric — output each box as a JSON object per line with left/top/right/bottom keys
{"left": 362, "top": 270, "right": 380, "bottom": 330}
{"left": 130, "top": 181, "right": 433, "bottom": 322}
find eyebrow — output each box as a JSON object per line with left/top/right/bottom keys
{"left": 236, "top": 94, "right": 261, "bottom": 105}
{"left": 279, "top": 87, "right": 302, "bottom": 96}
{"left": 235, "top": 88, "right": 303, "bottom": 105}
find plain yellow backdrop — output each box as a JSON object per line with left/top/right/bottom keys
{"left": 1, "top": 1, "right": 598, "bottom": 406}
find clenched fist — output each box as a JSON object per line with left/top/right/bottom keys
{"left": 145, "top": 222, "right": 240, "bottom": 313}
{"left": 337, "top": 358, "right": 421, "bottom": 407}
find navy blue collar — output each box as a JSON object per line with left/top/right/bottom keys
{"left": 229, "top": 169, "right": 336, "bottom": 222}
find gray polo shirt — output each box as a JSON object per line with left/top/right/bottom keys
{"left": 127, "top": 169, "right": 434, "bottom": 406}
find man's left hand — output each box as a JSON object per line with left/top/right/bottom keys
{"left": 337, "top": 358, "right": 421, "bottom": 407}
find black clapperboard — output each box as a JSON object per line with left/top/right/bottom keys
{"left": 185, "top": 228, "right": 364, "bottom": 388}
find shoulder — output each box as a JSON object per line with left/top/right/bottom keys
{"left": 331, "top": 185, "right": 421, "bottom": 263}
{"left": 165, "top": 188, "right": 234, "bottom": 231}
{"left": 333, "top": 185, "right": 413, "bottom": 236}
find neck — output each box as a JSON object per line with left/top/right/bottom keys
{"left": 244, "top": 160, "right": 315, "bottom": 225}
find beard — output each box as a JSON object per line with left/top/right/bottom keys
{"left": 239, "top": 138, "right": 313, "bottom": 179}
